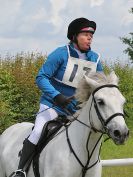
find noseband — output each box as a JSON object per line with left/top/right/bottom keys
{"left": 91, "top": 84, "right": 125, "bottom": 133}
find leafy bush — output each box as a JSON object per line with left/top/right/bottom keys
{"left": 0, "top": 52, "right": 45, "bottom": 133}
{"left": 0, "top": 54, "right": 133, "bottom": 133}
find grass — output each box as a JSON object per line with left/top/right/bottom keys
{"left": 101, "top": 131, "right": 133, "bottom": 176}
{"left": 102, "top": 166, "right": 133, "bottom": 177}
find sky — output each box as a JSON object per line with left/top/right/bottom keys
{"left": 0, "top": 0, "right": 133, "bottom": 64}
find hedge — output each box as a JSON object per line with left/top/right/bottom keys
{"left": 0, "top": 53, "right": 133, "bottom": 133}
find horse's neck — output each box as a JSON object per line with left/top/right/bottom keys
{"left": 68, "top": 96, "right": 102, "bottom": 162}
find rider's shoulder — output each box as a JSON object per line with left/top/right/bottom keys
{"left": 86, "top": 49, "right": 100, "bottom": 62}
{"left": 49, "top": 45, "right": 68, "bottom": 58}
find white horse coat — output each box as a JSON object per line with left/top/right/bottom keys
{"left": 0, "top": 72, "right": 129, "bottom": 177}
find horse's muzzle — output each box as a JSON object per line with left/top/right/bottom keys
{"left": 107, "top": 126, "right": 129, "bottom": 145}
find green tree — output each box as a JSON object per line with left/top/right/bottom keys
{"left": 121, "top": 8, "right": 133, "bottom": 62}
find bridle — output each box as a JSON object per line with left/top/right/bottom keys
{"left": 91, "top": 84, "right": 125, "bottom": 133}
{"left": 65, "top": 84, "right": 125, "bottom": 177}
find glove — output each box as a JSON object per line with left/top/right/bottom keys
{"left": 53, "top": 94, "right": 74, "bottom": 108}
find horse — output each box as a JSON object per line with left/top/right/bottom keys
{"left": 0, "top": 71, "right": 129, "bottom": 177}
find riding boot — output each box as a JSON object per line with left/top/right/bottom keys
{"left": 14, "top": 139, "right": 36, "bottom": 177}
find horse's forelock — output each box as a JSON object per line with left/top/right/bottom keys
{"left": 75, "top": 72, "right": 118, "bottom": 104}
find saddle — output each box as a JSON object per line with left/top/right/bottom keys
{"left": 32, "top": 116, "right": 69, "bottom": 177}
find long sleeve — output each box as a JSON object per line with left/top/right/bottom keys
{"left": 36, "top": 48, "right": 63, "bottom": 98}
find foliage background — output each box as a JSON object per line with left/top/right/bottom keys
{"left": 0, "top": 53, "right": 133, "bottom": 133}
{"left": 0, "top": 52, "right": 45, "bottom": 132}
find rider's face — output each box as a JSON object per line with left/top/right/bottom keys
{"left": 76, "top": 32, "right": 93, "bottom": 51}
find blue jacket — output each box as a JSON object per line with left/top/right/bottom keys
{"left": 36, "top": 44, "right": 103, "bottom": 115}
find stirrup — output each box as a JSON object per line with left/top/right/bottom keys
{"left": 10, "top": 169, "right": 26, "bottom": 177}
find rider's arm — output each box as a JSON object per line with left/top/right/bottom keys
{"left": 36, "top": 48, "right": 64, "bottom": 99}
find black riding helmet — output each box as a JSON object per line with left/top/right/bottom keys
{"left": 67, "top": 17, "right": 96, "bottom": 41}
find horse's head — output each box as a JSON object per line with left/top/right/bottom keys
{"left": 75, "top": 71, "right": 129, "bottom": 145}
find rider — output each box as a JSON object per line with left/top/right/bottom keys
{"left": 14, "top": 17, "right": 103, "bottom": 177}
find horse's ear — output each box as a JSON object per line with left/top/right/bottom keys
{"left": 110, "top": 71, "right": 119, "bottom": 85}
{"left": 84, "top": 75, "right": 100, "bottom": 89}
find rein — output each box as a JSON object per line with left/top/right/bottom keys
{"left": 65, "top": 84, "right": 125, "bottom": 177}
{"left": 66, "top": 126, "right": 103, "bottom": 177}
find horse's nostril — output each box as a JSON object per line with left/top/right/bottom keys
{"left": 114, "top": 130, "right": 121, "bottom": 138}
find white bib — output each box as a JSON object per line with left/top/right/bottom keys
{"left": 54, "top": 45, "right": 100, "bottom": 88}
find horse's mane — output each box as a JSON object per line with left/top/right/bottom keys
{"left": 75, "top": 72, "right": 119, "bottom": 104}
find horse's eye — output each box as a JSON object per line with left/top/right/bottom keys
{"left": 97, "top": 99, "right": 105, "bottom": 106}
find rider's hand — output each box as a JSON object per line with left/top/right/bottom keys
{"left": 53, "top": 94, "right": 74, "bottom": 108}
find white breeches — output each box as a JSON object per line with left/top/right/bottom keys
{"left": 28, "top": 104, "right": 58, "bottom": 145}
